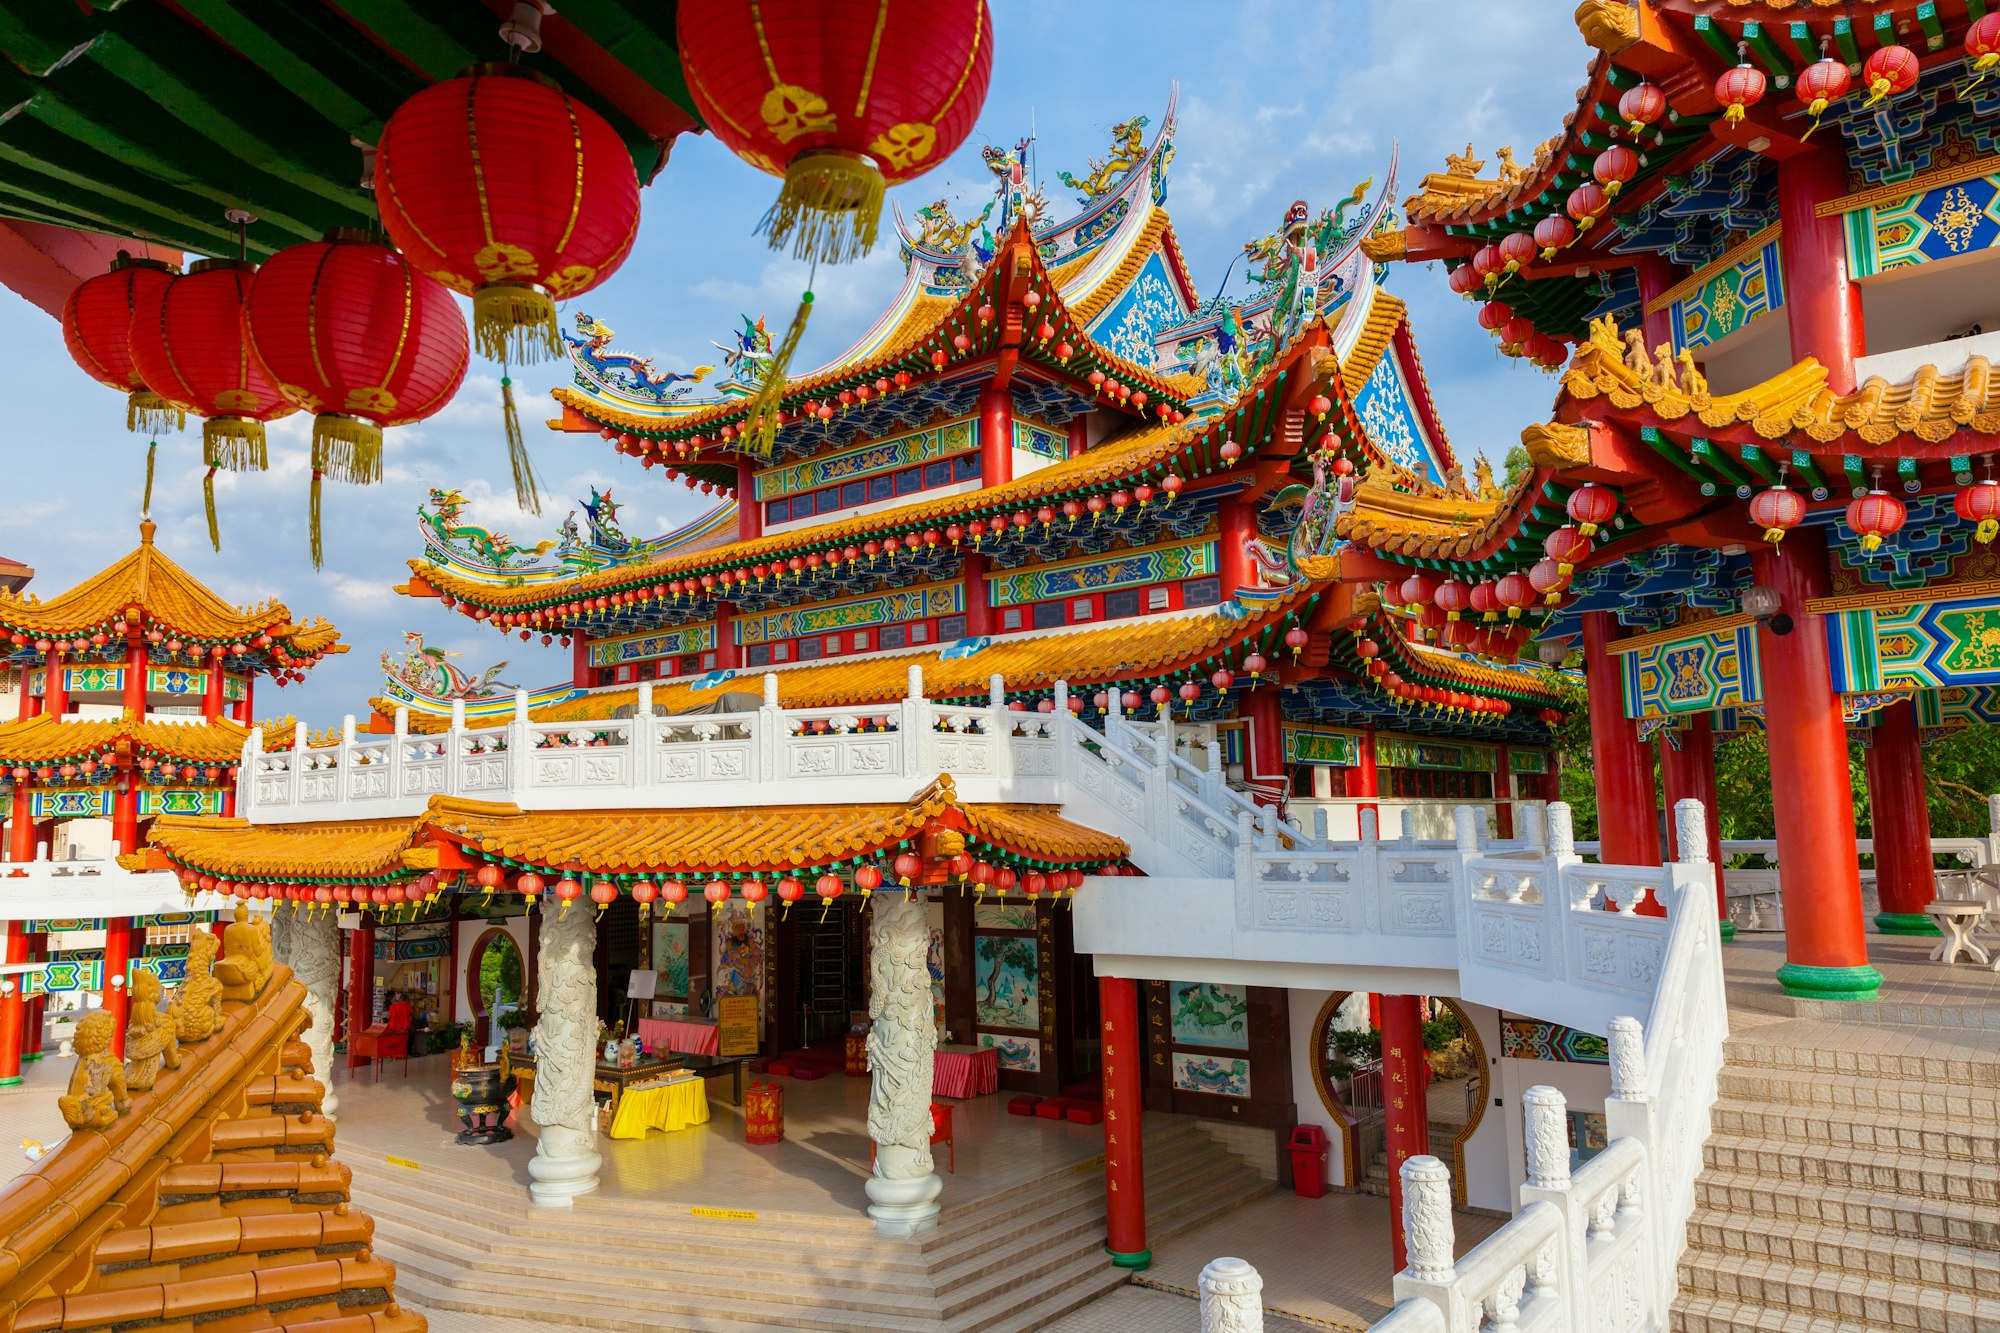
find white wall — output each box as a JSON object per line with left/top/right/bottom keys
{"left": 1496, "top": 1051, "right": 1611, "bottom": 1199}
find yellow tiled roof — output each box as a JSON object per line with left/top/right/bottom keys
{"left": 1327, "top": 478, "right": 1515, "bottom": 561}
{"left": 0, "top": 713, "right": 265, "bottom": 765}
{"left": 0, "top": 522, "right": 341, "bottom": 652}
{"left": 148, "top": 813, "right": 429, "bottom": 882}
{"left": 413, "top": 418, "right": 1190, "bottom": 610}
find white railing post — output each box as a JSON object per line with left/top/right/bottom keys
{"left": 502, "top": 688, "right": 530, "bottom": 799}
{"left": 1604, "top": 1011, "right": 1666, "bottom": 1318}
{"left": 1391, "top": 1155, "right": 1466, "bottom": 1326}
{"left": 389, "top": 706, "right": 408, "bottom": 800}
{"left": 1314, "top": 806, "right": 1329, "bottom": 844}
{"left": 1673, "top": 798, "right": 1709, "bottom": 864}
{"left": 290, "top": 720, "right": 308, "bottom": 806}
{"left": 1454, "top": 805, "right": 1478, "bottom": 857}
{"left": 1518, "top": 1084, "right": 1588, "bottom": 1330}
{"left": 338, "top": 713, "right": 356, "bottom": 800}
{"left": 1519, "top": 803, "right": 1545, "bottom": 852}
{"left": 761, "top": 672, "right": 784, "bottom": 782}
{"left": 1546, "top": 802, "right": 1576, "bottom": 863}
{"left": 238, "top": 725, "right": 261, "bottom": 814}
{"left": 1360, "top": 806, "right": 1379, "bottom": 845}
{"left": 1199, "top": 1257, "right": 1264, "bottom": 1333}
{"left": 1235, "top": 809, "right": 1256, "bottom": 886}
{"left": 447, "top": 698, "right": 467, "bottom": 796}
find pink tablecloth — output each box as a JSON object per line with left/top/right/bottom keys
{"left": 933, "top": 1044, "right": 1000, "bottom": 1099}
{"left": 639, "top": 1017, "right": 720, "bottom": 1056}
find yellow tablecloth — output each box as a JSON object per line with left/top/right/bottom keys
{"left": 607, "top": 1077, "right": 710, "bottom": 1140}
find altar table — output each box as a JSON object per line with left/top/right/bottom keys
{"left": 638, "top": 1016, "right": 721, "bottom": 1056}
{"left": 933, "top": 1043, "right": 1000, "bottom": 1099}
{"left": 608, "top": 1076, "right": 711, "bottom": 1140}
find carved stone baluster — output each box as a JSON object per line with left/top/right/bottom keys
{"left": 1520, "top": 803, "right": 1545, "bottom": 850}
{"left": 1360, "top": 807, "right": 1379, "bottom": 844}
{"left": 1400, "top": 1155, "right": 1455, "bottom": 1282}
{"left": 865, "top": 892, "right": 942, "bottom": 1234}
{"left": 1608, "top": 1014, "right": 1647, "bottom": 1101}
{"left": 292, "top": 906, "right": 339, "bottom": 1120}
{"left": 1523, "top": 1085, "right": 1571, "bottom": 1190}
{"left": 527, "top": 903, "right": 601, "bottom": 1207}
{"left": 1199, "top": 1257, "right": 1264, "bottom": 1332}
{"left": 1547, "top": 802, "right": 1575, "bottom": 859}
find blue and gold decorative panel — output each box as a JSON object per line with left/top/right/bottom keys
{"left": 147, "top": 667, "right": 211, "bottom": 696}
{"left": 1351, "top": 346, "right": 1446, "bottom": 486}
{"left": 1619, "top": 625, "right": 1761, "bottom": 720}
{"left": 1011, "top": 419, "right": 1067, "bottom": 461}
{"left": 27, "top": 919, "right": 104, "bottom": 933}
{"left": 1375, "top": 737, "right": 1495, "bottom": 772}
{"left": 1826, "top": 593, "right": 2000, "bottom": 692}
{"left": 1501, "top": 1016, "right": 1607, "bottom": 1063}
{"left": 1086, "top": 249, "right": 1186, "bottom": 369}
{"left": 1669, "top": 239, "right": 1784, "bottom": 354}
{"left": 736, "top": 582, "right": 963, "bottom": 646}
{"left": 62, "top": 666, "right": 124, "bottom": 693}
{"left": 140, "top": 789, "right": 223, "bottom": 816}
{"left": 589, "top": 621, "right": 716, "bottom": 669}
{"left": 752, "top": 417, "right": 974, "bottom": 500}
{"left": 1847, "top": 171, "right": 2000, "bottom": 277}
{"left": 1914, "top": 685, "right": 2000, "bottom": 731}
{"left": 30, "top": 790, "right": 110, "bottom": 819}
{"left": 987, "top": 541, "right": 1215, "bottom": 607}
{"left": 1283, "top": 726, "right": 1360, "bottom": 766}
{"left": 37, "top": 954, "right": 104, "bottom": 994}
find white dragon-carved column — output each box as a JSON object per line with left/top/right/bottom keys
{"left": 290, "top": 906, "right": 339, "bottom": 1121}
{"left": 864, "top": 892, "right": 942, "bottom": 1234}
{"left": 1199, "top": 1257, "right": 1265, "bottom": 1332}
{"left": 528, "top": 902, "right": 601, "bottom": 1207}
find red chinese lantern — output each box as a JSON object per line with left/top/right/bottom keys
{"left": 1477, "top": 301, "right": 1512, "bottom": 332}
{"left": 1715, "top": 57, "right": 1768, "bottom": 126}
{"left": 1398, "top": 572, "right": 1437, "bottom": 609}
{"left": 516, "top": 872, "right": 544, "bottom": 903}
{"left": 1470, "top": 580, "right": 1501, "bottom": 622}
{"left": 373, "top": 66, "right": 641, "bottom": 361}
{"left": 63, "top": 254, "right": 183, "bottom": 433}
{"left": 1447, "top": 264, "right": 1482, "bottom": 296}
{"left": 246, "top": 229, "right": 469, "bottom": 490}
{"left": 676, "top": 1, "right": 994, "bottom": 263}
{"left": 1435, "top": 579, "right": 1471, "bottom": 621}
{"left": 630, "top": 880, "right": 659, "bottom": 906}
{"left": 1618, "top": 81, "right": 1666, "bottom": 136}
{"left": 704, "top": 878, "right": 732, "bottom": 905}
{"left": 1845, "top": 489, "right": 1906, "bottom": 552}
{"left": 1544, "top": 525, "right": 1592, "bottom": 575}
{"left": 1593, "top": 145, "right": 1637, "bottom": 196}
{"left": 1471, "top": 244, "right": 1504, "bottom": 285}
{"left": 741, "top": 879, "right": 770, "bottom": 905}
{"left": 1501, "top": 317, "right": 1535, "bottom": 353}
{"left": 893, "top": 852, "right": 924, "bottom": 886}
{"left": 1566, "top": 482, "right": 1618, "bottom": 536}
{"left": 590, "top": 880, "right": 618, "bottom": 909}
{"left": 776, "top": 877, "right": 805, "bottom": 907}
{"left": 1955, "top": 477, "right": 2000, "bottom": 543}
{"left": 1285, "top": 626, "right": 1311, "bottom": 660}
{"left": 1495, "top": 572, "right": 1536, "bottom": 619}
{"left": 1748, "top": 483, "right": 1805, "bottom": 543}
{"left": 1242, "top": 652, "right": 1268, "bottom": 678}
{"left": 1533, "top": 215, "right": 1575, "bottom": 260}
{"left": 661, "top": 879, "right": 690, "bottom": 907}
{"left": 1796, "top": 56, "right": 1851, "bottom": 136}
{"left": 1970, "top": 13, "right": 2000, "bottom": 86}
{"left": 1566, "top": 182, "right": 1608, "bottom": 231}
{"left": 554, "top": 877, "right": 584, "bottom": 906}
{"left": 1862, "top": 45, "right": 1919, "bottom": 107}
{"left": 1528, "top": 557, "right": 1570, "bottom": 605}
{"left": 815, "top": 873, "right": 845, "bottom": 904}
{"left": 128, "top": 259, "right": 296, "bottom": 510}
{"left": 1498, "top": 231, "right": 1536, "bottom": 275}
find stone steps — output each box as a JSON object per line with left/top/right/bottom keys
{"left": 1720, "top": 1033, "right": 2000, "bottom": 1089}
{"left": 1676, "top": 1249, "right": 2000, "bottom": 1331}
{"left": 1716, "top": 1064, "right": 2000, "bottom": 1117}
{"left": 1687, "top": 1208, "right": 2000, "bottom": 1299}
{"left": 1675, "top": 1292, "right": 1925, "bottom": 1333}
{"left": 1695, "top": 1167, "right": 2000, "bottom": 1251}
{"left": 1701, "top": 1131, "right": 2000, "bottom": 1207}
{"left": 1708, "top": 1099, "right": 2000, "bottom": 1165}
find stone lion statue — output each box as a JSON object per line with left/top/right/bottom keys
{"left": 60, "top": 1012, "right": 130, "bottom": 1130}
{"left": 124, "top": 970, "right": 181, "bottom": 1092}
{"left": 172, "top": 930, "right": 223, "bottom": 1043}
{"left": 213, "top": 904, "right": 273, "bottom": 1004}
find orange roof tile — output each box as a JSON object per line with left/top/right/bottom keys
{"left": 0, "top": 714, "right": 271, "bottom": 767}
{"left": 148, "top": 814, "right": 429, "bottom": 883}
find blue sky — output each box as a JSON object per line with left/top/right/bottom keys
{"left": 0, "top": 1, "right": 1586, "bottom": 723}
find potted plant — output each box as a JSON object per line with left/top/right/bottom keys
{"left": 497, "top": 1009, "right": 531, "bottom": 1052}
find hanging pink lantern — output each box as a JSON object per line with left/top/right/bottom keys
{"left": 1748, "top": 484, "right": 1806, "bottom": 544}
{"left": 1498, "top": 231, "right": 1537, "bottom": 275}
{"left": 1715, "top": 59, "right": 1768, "bottom": 126}
{"left": 1845, "top": 489, "right": 1906, "bottom": 552}
{"left": 1618, "top": 81, "right": 1666, "bottom": 136}
{"left": 1528, "top": 557, "right": 1570, "bottom": 604}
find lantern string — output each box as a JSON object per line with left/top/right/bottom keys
{"left": 501, "top": 367, "right": 544, "bottom": 515}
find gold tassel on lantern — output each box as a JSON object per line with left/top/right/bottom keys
{"left": 142, "top": 440, "right": 158, "bottom": 517}
{"left": 474, "top": 282, "right": 563, "bottom": 365}
{"left": 311, "top": 414, "right": 383, "bottom": 486}
{"left": 129, "top": 390, "right": 183, "bottom": 436}
{"left": 309, "top": 467, "right": 324, "bottom": 570}
{"left": 202, "top": 465, "right": 221, "bottom": 552}
{"left": 761, "top": 151, "right": 885, "bottom": 264}
{"left": 502, "top": 371, "right": 543, "bottom": 515}
{"left": 203, "top": 417, "right": 268, "bottom": 474}
{"left": 743, "top": 291, "right": 814, "bottom": 458}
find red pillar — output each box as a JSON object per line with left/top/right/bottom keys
{"left": 1582, "top": 612, "right": 1660, "bottom": 867}
{"left": 44, "top": 649, "right": 66, "bottom": 719}
{"left": 1866, "top": 699, "right": 1938, "bottom": 936}
{"left": 1098, "top": 975, "right": 1148, "bottom": 1268}
{"left": 6, "top": 788, "right": 32, "bottom": 864}
{"left": 1777, "top": 143, "right": 1865, "bottom": 394}
{"left": 16, "top": 667, "right": 38, "bottom": 720}
{"left": 102, "top": 916, "right": 133, "bottom": 1058}
{"left": 1660, "top": 715, "right": 1729, "bottom": 935}
{"left": 979, "top": 381, "right": 1013, "bottom": 487}
{"left": 1244, "top": 688, "right": 1284, "bottom": 802}
{"left": 236, "top": 674, "right": 255, "bottom": 724}
{"left": 1751, "top": 528, "right": 1879, "bottom": 998}
{"left": 0, "top": 922, "right": 25, "bottom": 1085}
{"left": 23, "top": 930, "right": 43, "bottom": 1060}
{"left": 112, "top": 772, "right": 140, "bottom": 856}
{"left": 347, "top": 917, "right": 377, "bottom": 1069}
{"left": 571, "top": 635, "right": 592, "bottom": 689}
{"left": 1381, "top": 993, "right": 1430, "bottom": 1273}
{"left": 736, "top": 458, "right": 763, "bottom": 542}
{"left": 1066, "top": 414, "right": 1090, "bottom": 458}
{"left": 960, "top": 551, "right": 993, "bottom": 638}
{"left": 713, "top": 604, "right": 740, "bottom": 671}
{"left": 1218, "top": 497, "right": 1256, "bottom": 594}
{"left": 1633, "top": 254, "right": 1681, "bottom": 357}
{"left": 201, "top": 655, "right": 225, "bottom": 722}
{"left": 1492, "top": 744, "right": 1514, "bottom": 840}
{"left": 1353, "top": 725, "right": 1379, "bottom": 821}
{"left": 124, "top": 642, "right": 147, "bottom": 718}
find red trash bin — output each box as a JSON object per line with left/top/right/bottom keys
{"left": 1288, "top": 1124, "right": 1330, "bottom": 1198}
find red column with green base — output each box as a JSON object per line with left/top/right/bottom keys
{"left": 1752, "top": 528, "right": 1881, "bottom": 999}
{"left": 1866, "top": 699, "right": 1939, "bottom": 935}
{"left": 1583, "top": 612, "right": 1661, "bottom": 869}
{"left": 1098, "top": 975, "right": 1148, "bottom": 1269}
{"left": 1354, "top": 726, "right": 1380, "bottom": 822}
{"left": 102, "top": 916, "right": 133, "bottom": 1058}
{"left": 347, "top": 917, "right": 377, "bottom": 1069}
{"left": 1660, "top": 715, "right": 1732, "bottom": 939}
{"left": 1382, "top": 993, "right": 1430, "bottom": 1273}
{"left": 0, "top": 922, "right": 25, "bottom": 1086}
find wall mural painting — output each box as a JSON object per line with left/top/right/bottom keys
{"left": 1172, "top": 1051, "right": 1251, "bottom": 1098}
{"left": 979, "top": 1032, "right": 1042, "bottom": 1073}
{"left": 651, "top": 920, "right": 690, "bottom": 999}
{"left": 974, "top": 901, "right": 1036, "bottom": 931}
{"left": 1169, "top": 981, "right": 1250, "bottom": 1049}
{"left": 713, "top": 901, "right": 765, "bottom": 1022}
{"left": 926, "top": 898, "right": 947, "bottom": 1033}
{"left": 974, "top": 934, "right": 1039, "bottom": 1031}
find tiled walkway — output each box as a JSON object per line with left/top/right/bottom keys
{"left": 0, "top": 1049, "right": 74, "bottom": 1191}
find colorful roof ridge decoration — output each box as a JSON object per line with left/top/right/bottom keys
{"left": 147, "top": 783, "right": 1128, "bottom": 886}
{"left": 0, "top": 951, "right": 423, "bottom": 1332}
{"left": 0, "top": 523, "right": 342, "bottom": 666}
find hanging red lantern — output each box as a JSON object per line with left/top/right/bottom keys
{"left": 1498, "top": 232, "right": 1537, "bottom": 275}
{"left": 1242, "top": 652, "right": 1268, "bottom": 678}
{"left": 893, "top": 851, "right": 924, "bottom": 886}
{"left": 1495, "top": 572, "right": 1536, "bottom": 619}
{"left": 1845, "top": 489, "right": 1906, "bottom": 552}
{"left": 1862, "top": 45, "right": 1919, "bottom": 107}
{"left": 1955, "top": 477, "right": 2000, "bottom": 543}
{"left": 1593, "top": 145, "right": 1637, "bottom": 196}
{"left": 1435, "top": 579, "right": 1471, "bottom": 621}
{"left": 741, "top": 879, "right": 770, "bottom": 905}
{"left": 776, "top": 877, "right": 805, "bottom": 906}
{"left": 704, "top": 878, "right": 732, "bottom": 905}
{"left": 553, "top": 877, "right": 584, "bottom": 905}
{"left": 1796, "top": 56, "right": 1851, "bottom": 136}
{"left": 815, "top": 873, "right": 845, "bottom": 904}
{"left": 630, "top": 880, "right": 659, "bottom": 906}
{"left": 129, "top": 259, "right": 296, "bottom": 472}
{"left": 1566, "top": 482, "right": 1618, "bottom": 536}
{"left": 676, "top": 1, "right": 993, "bottom": 263}
{"left": 1285, "top": 625, "right": 1311, "bottom": 660}
{"left": 1399, "top": 572, "right": 1438, "bottom": 609}
{"left": 516, "top": 872, "right": 545, "bottom": 902}
{"left": 63, "top": 254, "right": 183, "bottom": 433}
{"left": 1477, "top": 301, "right": 1512, "bottom": 332}
{"left": 1471, "top": 244, "right": 1504, "bottom": 284}
{"left": 661, "top": 880, "right": 689, "bottom": 907}
{"left": 1533, "top": 215, "right": 1575, "bottom": 260}
{"left": 1566, "top": 182, "right": 1608, "bottom": 231}
{"left": 1355, "top": 638, "right": 1379, "bottom": 659}
{"left": 374, "top": 66, "right": 641, "bottom": 361}
{"left": 1748, "top": 483, "right": 1806, "bottom": 543}
{"left": 1543, "top": 525, "right": 1592, "bottom": 575}
{"left": 1528, "top": 557, "right": 1570, "bottom": 604}
{"left": 1469, "top": 580, "right": 1501, "bottom": 622}
{"left": 1715, "top": 57, "right": 1768, "bottom": 126}
{"left": 246, "top": 229, "right": 469, "bottom": 490}
{"left": 1618, "top": 81, "right": 1666, "bottom": 136}
{"left": 590, "top": 880, "right": 618, "bottom": 908}
{"left": 1969, "top": 13, "right": 2000, "bottom": 87}
{"left": 1500, "top": 317, "right": 1535, "bottom": 353}
{"left": 1447, "top": 264, "right": 1481, "bottom": 296}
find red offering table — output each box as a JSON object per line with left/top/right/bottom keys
{"left": 638, "top": 1016, "right": 721, "bottom": 1056}
{"left": 933, "top": 1043, "right": 999, "bottom": 1099}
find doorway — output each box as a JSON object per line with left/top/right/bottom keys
{"left": 466, "top": 927, "right": 524, "bottom": 1049}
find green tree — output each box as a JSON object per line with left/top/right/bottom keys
{"left": 478, "top": 935, "right": 523, "bottom": 1009}
{"left": 1501, "top": 444, "right": 1532, "bottom": 491}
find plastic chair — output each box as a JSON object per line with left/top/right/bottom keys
{"left": 370, "top": 1026, "right": 411, "bottom": 1082}
{"left": 930, "top": 1102, "right": 954, "bottom": 1173}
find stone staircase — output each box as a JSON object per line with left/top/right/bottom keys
{"left": 347, "top": 1117, "right": 1268, "bottom": 1333}
{"left": 1672, "top": 1016, "right": 2000, "bottom": 1333}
